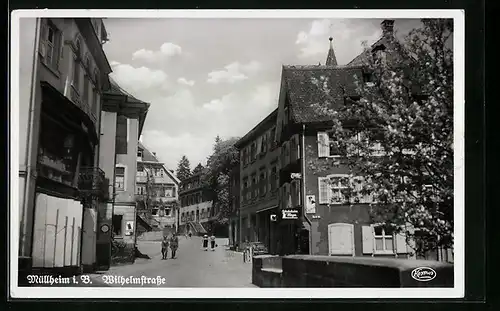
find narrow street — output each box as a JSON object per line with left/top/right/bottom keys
{"left": 87, "top": 236, "right": 255, "bottom": 287}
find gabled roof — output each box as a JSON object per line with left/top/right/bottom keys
{"left": 138, "top": 141, "right": 160, "bottom": 162}
{"left": 282, "top": 21, "right": 416, "bottom": 124}
{"left": 282, "top": 65, "right": 364, "bottom": 123}
{"left": 137, "top": 141, "right": 181, "bottom": 185}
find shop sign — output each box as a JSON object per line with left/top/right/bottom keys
{"left": 281, "top": 209, "right": 299, "bottom": 220}
{"left": 270, "top": 214, "right": 277, "bottom": 222}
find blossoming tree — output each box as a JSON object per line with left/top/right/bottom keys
{"left": 313, "top": 19, "right": 454, "bottom": 257}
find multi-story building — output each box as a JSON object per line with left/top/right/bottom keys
{"left": 99, "top": 78, "right": 150, "bottom": 264}
{"left": 18, "top": 18, "right": 112, "bottom": 279}
{"left": 135, "top": 142, "right": 180, "bottom": 234}
{"left": 178, "top": 171, "right": 211, "bottom": 235}
{"left": 274, "top": 20, "right": 452, "bottom": 262}
{"left": 234, "top": 108, "right": 280, "bottom": 253}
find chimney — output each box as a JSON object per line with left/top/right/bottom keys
{"left": 381, "top": 20, "right": 395, "bottom": 37}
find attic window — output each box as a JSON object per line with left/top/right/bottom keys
{"left": 362, "top": 72, "right": 373, "bottom": 83}
{"left": 137, "top": 150, "right": 143, "bottom": 158}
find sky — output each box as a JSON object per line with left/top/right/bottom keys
{"left": 102, "top": 18, "right": 422, "bottom": 171}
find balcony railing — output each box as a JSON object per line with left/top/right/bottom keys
{"left": 78, "top": 166, "right": 108, "bottom": 200}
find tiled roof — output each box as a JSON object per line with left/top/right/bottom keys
{"left": 108, "top": 77, "right": 144, "bottom": 103}
{"left": 282, "top": 65, "right": 364, "bottom": 123}
{"left": 138, "top": 141, "right": 160, "bottom": 162}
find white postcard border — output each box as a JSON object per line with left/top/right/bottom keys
{"left": 9, "top": 9, "right": 465, "bottom": 299}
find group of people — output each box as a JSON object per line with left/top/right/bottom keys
{"left": 161, "top": 233, "right": 179, "bottom": 260}
{"left": 202, "top": 234, "right": 217, "bottom": 251}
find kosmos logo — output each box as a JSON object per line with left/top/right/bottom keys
{"left": 411, "top": 267, "right": 437, "bottom": 282}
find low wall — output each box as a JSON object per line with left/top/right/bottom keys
{"left": 252, "top": 255, "right": 454, "bottom": 288}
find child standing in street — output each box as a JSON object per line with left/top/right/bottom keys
{"left": 161, "top": 236, "right": 169, "bottom": 260}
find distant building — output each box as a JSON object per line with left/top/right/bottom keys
{"left": 18, "top": 18, "right": 112, "bottom": 280}
{"left": 178, "top": 171, "right": 211, "bottom": 235}
{"left": 234, "top": 109, "right": 280, "bottom": 252}
{"left": 135, "top": 142, "right": 180, "bottom": 234}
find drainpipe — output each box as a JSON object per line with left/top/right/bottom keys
{"left": 20, "top": 18, "right": 41, "bottom": 258}
{"left": 302, "top": 124, "right": 313, "bottom": 255}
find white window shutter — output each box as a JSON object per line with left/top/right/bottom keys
{"left": 396, "top": 232, "right": 408, "bottom": 254}
{"left": 256, "top": 136, "right": 262, "bottom": 154}
{"left": 317, "top": 132, "right": 329, "bottom": 157}
{"left": 362, "top": 225, "right": 374, "bottom": 254}
{"left": 318, "top": 177, "right": 329, "bottom": 204}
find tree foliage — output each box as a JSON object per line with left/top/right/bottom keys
{"left": 192, "top": 163, "right": 204, "bottom": 175}
{"left": 311, "top": 19, "right": 454, "bottom": 256}
{"left": 202, "top": 136, "right": 240, "bottom": 224}
{"left": 176, "top": 155, "right": 192, "bottom": 182}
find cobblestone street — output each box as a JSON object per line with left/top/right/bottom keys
{"left": 86, "top": 237, "right": 254, "bottom": 287}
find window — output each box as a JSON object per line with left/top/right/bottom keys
{"left": 373, "top": 46, "right": 387, "bottom": 66}
{"left": 83, "top": 73, "right": 90, "bottom": 105}
{"left": 250, "top": 142, "right": 257, "bottom": 161}
{"left": 165, "top": 187, "right": 173, "bottom": 197}
{"left": 317, "top": 131, "right": 341, "bottom": 158}
{"left": 259, "top": 169, "right": 267, "bottom": 196}
{"left": 115, "top": 115, "right": 128, "bottom": 154}
{"left": 269, "top": 128, "right": 276, "bottom": 149}
{"left": 137, "top": 150, "right": 143, "bottom": 159}
{"left": 318, "top": 175, "right": 350, "bottom": 204}
{"left": 362, "top": 71, "right": 374, "bottom": 83}
{"left": 269, "top": 165, "right": 277, "bottom": 192}
{"left": 40, "top": 20, "right": 62, "bottom": 70}
{"left": 115, "top": 166, "right": 125, "bottom": 191}
{"left": 261, "top": 134, "right": 267, "bottom": 154}
{"left": 112, "top": 214, "right": 123, "bottom": 236}
{"left": 73, "top": 39, "right": 81, "bottom": 90}
{"left": 251, "top": 173, "right": 258, "bottom": 199}
{"left": 242, "top": 177, "right": 248, "bottom": 203}
{"left": 374, "top": 226, "right": 395, "bottom": 253}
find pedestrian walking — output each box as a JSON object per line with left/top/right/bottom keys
{"left": 202, "top": 234, "right": 209, "bottom": 251}
{"left": 209, "top": 233, "right": 216, "bottom": 251}
{"left": 169, "top": 233, "right": 179, "bottom": 259}
{"left": 161, "top": 236, "right": 169, "bottom": 260}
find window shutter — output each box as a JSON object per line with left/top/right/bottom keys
{"left": 362, "top": 225, "right": 374, "bottom": 254}
{"left": 396, "top": 232, "right": 408, "bottom": 254}
{"left": 318, "top": 177, "right": 329, "bottom": 204}
{"left": 256, "top": 136, "right": 262, "bottom": 155}
{"left": 286, "top": 183, "right": 292, "bottom": 209}
{"left": 317, "top": 132, "right": 329, "bottom": 157}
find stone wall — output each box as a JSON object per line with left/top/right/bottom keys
{"left": 252, "top": 255, "right": 454, "bottom": 288}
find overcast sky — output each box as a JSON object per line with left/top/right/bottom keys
{"left": 102, "top": 18, "right": 422, "bottom": 171}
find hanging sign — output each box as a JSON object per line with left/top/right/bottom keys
{"left": 281, "top": 209, "right": 299, "bottom": 220}
{"left": 290, "top": 173, "right": 302, "bottom": 180}
{"left": 270, "top": 214, "right": 277, "bottom": 222}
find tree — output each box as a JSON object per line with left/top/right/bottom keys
{"left": 192, "top": 163, "right": 204, "bottom": 175}
{"left": 310, "top": 19, "right": 453, "bottom": 257}
{"left": 176, "top": 155, "right": 192, "bottom": 182}
{"left": 202, "top": 136, "right": 240, "bottom": 225}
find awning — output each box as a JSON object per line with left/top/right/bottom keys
{"left": 256, "top": 205, "right": 278, "bottom": 213}
{"left": 136, "top": 214, "right": 152, "bottom": 232}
